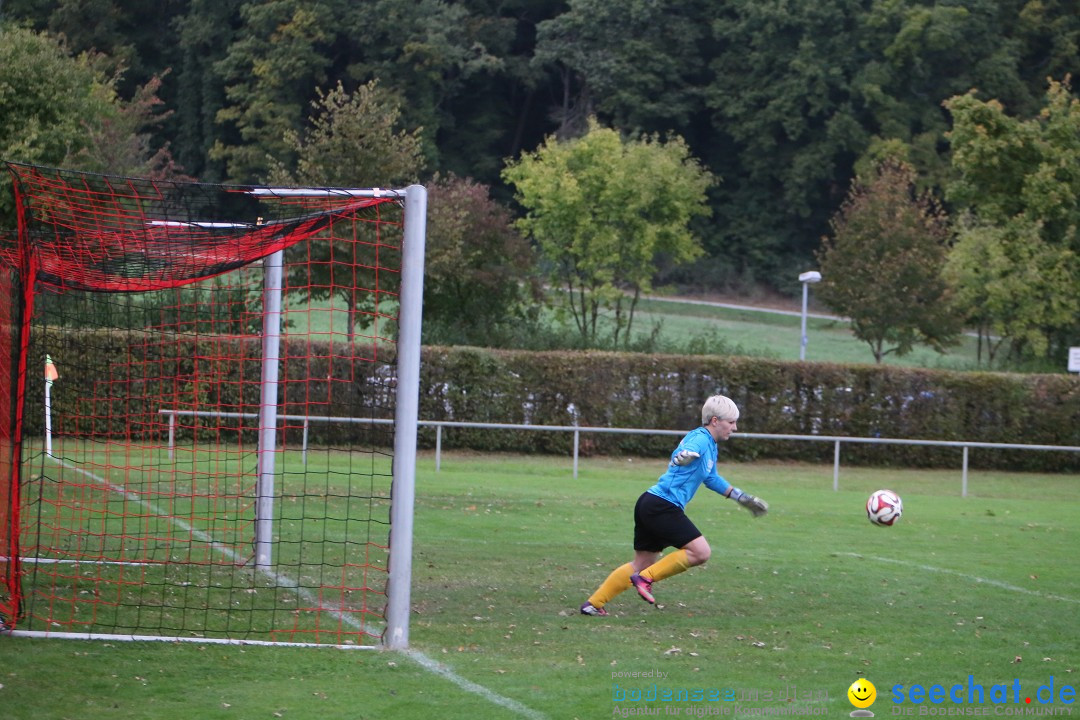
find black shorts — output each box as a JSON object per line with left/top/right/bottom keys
{"left": 633, "top": 492, "right": 702, "bottom": 552}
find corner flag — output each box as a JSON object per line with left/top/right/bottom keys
{"left": 45, "top": 354, "right": 58, "bottom": 457}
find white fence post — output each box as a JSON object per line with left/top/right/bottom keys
{"left": 962, "top": 446, "right": 969, "bottom": 498}
{"left": 302, "top": 418, "right": 309, "bottom": 467}
{"left": 435, "top": 425, "right": 442, "bottom": 473}
{"left": 833, "top": 440, "right": 841, "bottom": 491}
{"left": 167, "top": 412, "right": 175, "bottom": 461}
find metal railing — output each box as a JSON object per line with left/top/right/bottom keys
{"left": 158, "top": 409, "right": 1080, "bottom": 497}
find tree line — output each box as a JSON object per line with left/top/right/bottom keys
{"left": 1, "top": 0, "right": 1079, "bottom": 366}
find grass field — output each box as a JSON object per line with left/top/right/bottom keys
{"left": 14, "top": 440, "right": 393, "bottom": 645}
{"left": 3, "top": 451, "right": 1077, "bottom": 719}
{"left": 293, "top": 292, "right": 1006, "bottom": 371}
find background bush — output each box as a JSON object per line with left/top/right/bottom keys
{"left": 26, "top": 333, "right": 1080, "bottom": 472}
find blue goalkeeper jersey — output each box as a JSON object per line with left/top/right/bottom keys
{"left": 646, "top": 426, "right": 732, "bottom": 509}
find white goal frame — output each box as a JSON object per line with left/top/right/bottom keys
{"left": 245, "top": 183, "right": 428, "bottom": 649}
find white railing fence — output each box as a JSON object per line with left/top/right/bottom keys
{"left": 157, "top": 409, "right": 1080, "bottom": 498}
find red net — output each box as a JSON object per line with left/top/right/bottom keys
{"left": 10, "top": 162, "right": 387, "bottom": 292}
{"left": 0, "top": 163, "right": 407, "bottom": 645}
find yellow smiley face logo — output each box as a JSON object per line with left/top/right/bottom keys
{"left": 848, "top": 679, "right": 876, "bottom": 708}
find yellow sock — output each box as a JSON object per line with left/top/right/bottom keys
{"left": 587, "top": 563, "right": 635, "bottom": 608}
{"left": 641, "top": 549, "right": 691, "bottom": 583}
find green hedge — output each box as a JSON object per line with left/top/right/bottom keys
{"left": 24, "top": 332, "right": 1080, "bottom": 471}
{"left": 418, "top": 347, "right": 1080, "bottom": 471}
{"left": 26, "top": 330, "right": 397, "bottom": 451}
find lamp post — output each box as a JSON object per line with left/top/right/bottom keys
{"left": 798, "top": 271, "right": 821, "bottom": 361}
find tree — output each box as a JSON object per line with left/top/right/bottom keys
{"left": 271, "top": 79, "right": 426, "bottom": 346}
{"left": 0, "top": 0, "right": 566, "bottom": 191}
{"left": 6, "top": 0, "right": 192, "bottom": 107}
{"left": 1014, "top": 0, "right": 1080, "bottom": 108}
{"left": 533, "top": 0, "right": 710, "bottom": 139}
{"left": 943, "top": 217, "right": 1072, "bottom": 363}
{"left": 706, "top": 0, "right": 870, "bottom": 283}
{"left": 342, "top": 0, "right": 501, "bottom": 164}
{"left": 816, "top": 159, "right": 962, "bottom": 363}
{"left": 422, "top": 173, "right": 544, "bottom": 345}
{"left": 0, "top": 27, "right": 108, "bottom": 174}
{"left": 210, "top": 0, "right": 336, "bottom": 183}
{"left": 943, "top": 79, "right": 1080, "bottom": 360}
{"left": 502, "top": 118, "right": 713, "bottom": 347}
{"left": 431, "top": 0, "right": 566, "bottom": 184}
{"left": 851, "top": 0, "right": 1032, "bottom": 194}
{"left": 172, "top": 0, "right": 245, "bottom": 181}
{"left": 0, "top": 25, "right": 178, "bottom": 226}
{"left": 66, "top": 73, "right": 187, "bottom": 180}
{"left": 269, "top": 80, "right": 425, "bottom": 189}
{"left": 12, "top": 0, "right": 1080, "bottom": 303}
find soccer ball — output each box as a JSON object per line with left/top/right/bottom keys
{"left": 866, "top": 489, "right": 903, "bottom": 526}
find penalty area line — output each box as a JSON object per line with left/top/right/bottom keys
{"left": 838, "top": 553, "right": 1080, "bottom": 604}
{"left": 401, "top": 649, "right": 548, "bottom": 720}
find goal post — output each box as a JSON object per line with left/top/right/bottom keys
{"left": 0, "top": 163, "right": 426, "bottom": 648}
{"left": 255, "top": 247, "right": 284, "bottom": 573}
{"left": 385, "top": 184, "right": 426, "bottom": 650}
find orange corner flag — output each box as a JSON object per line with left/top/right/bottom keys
{"left": 45, "top": 355, "right": 59, "bottom": 383}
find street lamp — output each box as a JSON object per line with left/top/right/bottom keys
{"left": 798, "top": 270, "right": 822, "bottom": 361}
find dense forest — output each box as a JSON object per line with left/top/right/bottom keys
{"left": 2, "top": 0, "right": 1079, "bottom": 363}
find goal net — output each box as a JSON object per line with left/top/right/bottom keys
{"left": 0, "top": 163, "right": 425, "bottom": 648}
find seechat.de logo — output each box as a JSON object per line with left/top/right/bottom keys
{"left": 848, "top": 678, "right": 877, "bottom": 717}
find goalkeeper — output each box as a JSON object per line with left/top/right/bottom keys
{"left": 581, "top": 395, "right": 768, "bottom": 616}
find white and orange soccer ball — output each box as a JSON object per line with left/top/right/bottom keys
{"left": 866, "top": 489, "right": 903, "bottom": 526}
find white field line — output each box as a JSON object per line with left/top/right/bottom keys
{"left": 402, "top": 649, "right": 548, "bottom": 720}
{"left": 837, "top": 553, "right": 1080, "bottom": 604}
{"left": 8, "top": 630, "right": 377, "bottom": 649}
{"left": 39, "top": 456, "right": 548, "bottom": 719}
{"left": 2, "top": 557, "right": 162, "bottom": 567}
{"left": 56, "top": 457, "right": 251, "bottom": 566}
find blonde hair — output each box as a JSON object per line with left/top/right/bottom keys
{"left": 701, "top": 395, "right": 739, "bottom": 425}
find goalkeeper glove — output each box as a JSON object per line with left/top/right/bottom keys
{"left": 671, "top": 449, "right": 700, "bottom": 466}
{"left": 728, "top": 487, "right": 768, "bottom": 517}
